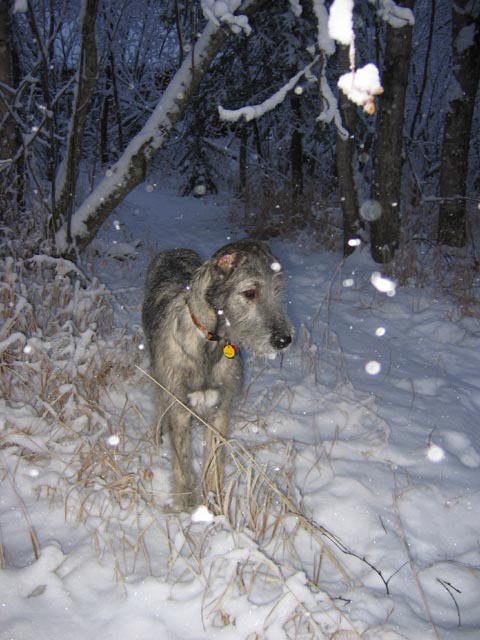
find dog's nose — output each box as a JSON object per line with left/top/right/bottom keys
{"left": 272, "top": 333, "right": 292, "bottom": 350}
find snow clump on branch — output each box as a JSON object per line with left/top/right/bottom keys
{"left": 313, "top": 0, "right": 335, "bottom": 55}
{"left": 328, "top": 0, "right": 354, "bottom": 46}
{"left": 337, "top": 64, "right": 384, "bottom": 115}
{"left": 13, "top": 0, "right": 28, "bottom": 12}
{"left": 201, "top": 0, "right": 251, "bottom": 35}
{"left": 371, "top": 0, "right": 415, "bottom": 28}
{"left": 327, "top": 0, "right": 384, "bottom": 114}
{"left": 289, "top": 0, "right": 303, "bottom": 18}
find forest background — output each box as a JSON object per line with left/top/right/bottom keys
{"left": 0, "top": 0, "right": 479, "bottom": 270}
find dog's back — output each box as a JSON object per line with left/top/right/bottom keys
{"left": 142, "top": 249, "right": 201, "bottom": 355}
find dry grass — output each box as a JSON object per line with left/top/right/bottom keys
{"left": 1, "top": 254, "right": 147, "bottom": 552}
{"left": 381, "top": 236, "right": 480, "bottom": 318}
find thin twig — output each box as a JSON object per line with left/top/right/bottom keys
{"left": 437, "top": 578, "right": 462, "bottom": 627}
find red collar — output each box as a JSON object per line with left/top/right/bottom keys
{"left": 190, "top": 311, "right": 221, "bottom": 342}
{"left": 189, "top": 309, "right": 237, "bottom": 358}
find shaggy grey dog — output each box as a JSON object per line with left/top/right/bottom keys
{"left": 142, "top": 239, "right": 292, "bottom": 511}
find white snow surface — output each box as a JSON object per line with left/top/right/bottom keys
{"left": 2, "top": 185, "right": 480, "bottom": 639}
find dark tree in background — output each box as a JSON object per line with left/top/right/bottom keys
{"left": 370, "top": 0, "right": 415, "bottom": 264}
{"left": 0, "top": 0, "right": 15, "bottom": 164}
{"left": 0, "top": 0, "right": 21, "bottom": 226}
{"left": 335, "top": 44, "right": 361, "bottom": 257}
{"left": 54, "top": 0, "right": 100, "bottom": 242}
{"left": 438, "top": 0, "right": 480, "bottom": 247}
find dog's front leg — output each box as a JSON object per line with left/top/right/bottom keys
{"left": 202, "top": 408, "right": 230, "bottom": 512}
{"left": 168, "top": 405, "right": 195, "bottom": 512}
{"left": 201, "top": 356, "right": 242, "bottom": 511}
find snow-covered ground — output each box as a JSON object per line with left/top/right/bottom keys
{"left": 1, "top": 185, "right": 480, "bottom": 639}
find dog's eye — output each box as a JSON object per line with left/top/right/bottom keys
{"left": 242, "top": 289, "right": 257, "bottom": 300}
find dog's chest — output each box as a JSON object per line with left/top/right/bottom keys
{"left": 200, "top": 342, "right": 241, "bottom": 380}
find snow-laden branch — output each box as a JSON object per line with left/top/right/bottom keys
{"left": 218, "top": 59, "right": 318, "bottom": 123}
{"left": 218, "top": 0, "right": 384, "bottom": 138}
{"left": 12, "top": 0, "right": 28, "bottom": 12}
{"left": 312, "top": 0, "right": 335, "bottom": 55}
{"left": 289, "top": 0, "right": 303, "bottom": 18}
{"left": 56, "top": 22, "right": 226, "bottom": 253}
{"left": 55, "top": 0, "right": 267, "bottom": 255}
{"left": 317, "top": 68, "right": 348, "bottom": 140}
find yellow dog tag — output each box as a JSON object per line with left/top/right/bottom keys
{"left": 223, "top": 344, "right": 237, "bottom": 359}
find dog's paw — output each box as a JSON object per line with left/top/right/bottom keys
{"left": 187, "top": 389, "right": 220, "bottom": 409}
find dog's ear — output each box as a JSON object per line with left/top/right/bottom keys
{"left": 215, "top": 251, "right": 239, "bottom": 273}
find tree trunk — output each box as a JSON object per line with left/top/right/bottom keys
{"left": 239, "top": 122, "right": 248, "bottom": 194}
{"left": 56, "top": 0, "right": 267, "bottom": 257}
{"left": 26, "top": 5, "right": 59, "bottom": 212}
{"left": 335, "top": 44, "right": 360, "bottom": 257}
{"left": 0, "top": 1, "right": 14, "bottom": 165}
{"left": 0, "top": 0, "right": 15, "bottom": 162}
{"left": 111, "top": 50, "right": 124, "bottom": 153}
{"left": 0, "top": 0, "right": 23, "bottom": 226}
{"left": 100, "top": 67, "right": 110, "bottom": 166}
{"left": 437, "top": 1, "right": 480, "bottom": 247}
{"left": 370, "top": 0, "right": 415, "bottom": 263}
{"left": 54, "top": 0, "right": 99, "bottom": 241}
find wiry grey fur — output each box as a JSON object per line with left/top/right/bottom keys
{"left": 142, "top": 239, "right": 293, "bottom": 511}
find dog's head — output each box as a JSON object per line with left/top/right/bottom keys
{"left": 200, "top": 240, "right": 293, "bottom": 357}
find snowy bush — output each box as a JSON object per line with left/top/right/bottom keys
{"left": 0, "top": 255, "right": 148, "bottom": 525}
